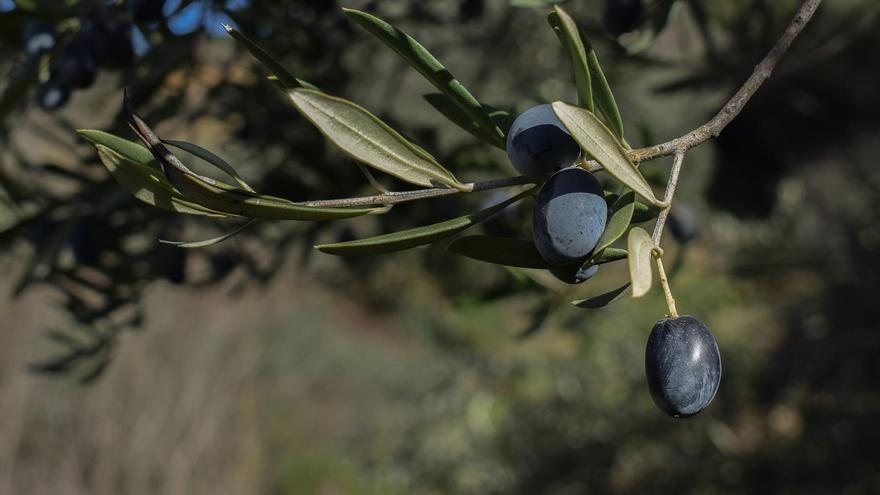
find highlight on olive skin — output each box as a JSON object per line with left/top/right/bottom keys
{"left": 645, "top": 315, "right": 722, "bottom": 418}
{"left": 505, "top": 104, "right": 581, "bottom": 180}
{"left": 532, "top": 167, "right": 607, "bottom": 265}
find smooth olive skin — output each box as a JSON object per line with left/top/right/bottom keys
{"left": 532, "top": 168, "right": 607, "bottom": 265}
{"left": 550, "top": 263, "right": 598, "bottom": 284}
{"left": 506, "top": 104, "right": 580, "bottom": 180}
{"left": 645, "top": 315, "right": 721, "bottom": 418}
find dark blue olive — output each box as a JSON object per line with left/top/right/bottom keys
{"left": 668, "top": 203, "right": 700, "bottom": 244}
{"left": 645, "top": 315, "right": 722, "bottom": 418}
{"left": 532, "top": 168, "right": 607, "bottom": 265}
{"left": 550, "top": 263, "right": 598, "bottom": 285}
{"left": 22, "top": 20, "right": 55, "bottom": 56}
{"left": 36, "top": 81, "right": 70, "bottom": 110}
{"left": 506, "top": 104, "right": 580, "bottom": 180}
{"left": 603, "top": 0, "right": 644, "bottom": 36}
{"left": 53, "top": 39, "right": 98, "bottom": 89}
{"left": 89, "top": 16, "right": 134, "bottom": 68}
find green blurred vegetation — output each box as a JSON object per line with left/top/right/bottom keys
{"left": 1, "top": 0, "right": 880, "bottom": 493}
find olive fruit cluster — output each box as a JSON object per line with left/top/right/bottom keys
{"left": 506, "top": 105, "right": 607, "bottom": 284}
{"left": 27, "top": 6, "right": 145, "bottom": 111}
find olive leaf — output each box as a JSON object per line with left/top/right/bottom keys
{"left": 289, "top": 88, "right": 464, "bottom": 190}
{"left": 316, "top": 188, "right": 534, "bottom": 256}
{"left": 594, "top": 190, "right": 635, "bottom": 253}
{"left": 422, "top": 93, "right": 510, "bottom": 149}
{"left": 342, "top": 8, "right": 504, "bottom": 146}
{"left": 78, "top": 130, "right": 232, "bottom": 217}
{"left": 162, "top": 139, "right": 255, "bottom": 192}
{"left": 633, "top": 201, "right": 661, "bottom": 223}
{"left": 572, "top": 283, "right": 630, "bottom": 309}
{"left": 586, "top": 48, "right": 625, "bottom": 140}
{"left": 548, "top": 7, "right": 592, "bottom": 111}
{"left": 159, "top": 219, "right": 258, "bottom": 248}
{"left": 552, "top": 102, "right": 664, "bottom": 207}
{"left": 448, "top": 236, "right": 553, "bottom": 269}
{"left": 627, "top": 227, "right": 655, "bottom": 298}
{"left": 592, "top": 247, "right": 628, "bottom": 264}
{"left": 81, "top": 130, "right": 376, "bottom": 221}
{"left": 224, "top": 25, "right": 317, "bottom": 90}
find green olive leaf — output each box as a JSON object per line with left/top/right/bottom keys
{"left": 448, "top": 236, "right": 552, "bottom": 268}
{"left": 591, "top": 247, "right": 628, "bottom": 264}
{"left": 586, "top": 48, "right": 625, "bottom": 140}
{"left": 594, "top": 190, "right": 635, "bottom": 252}
{"left": 159, "top": 219, "right": 257, "bottom": 248}
{"left": 289, "top": 88, "right": 464, "bottom": 190}
{"left": 342, "top": 8, "right": 503, "bottom": 146}
{"left": 572, "top": 283, "right": 631, "bottom": 309}
{"left": 632, "top": 201, "right": 661, "bottom": 223}
{"left": 162, "top": 139, "right": 255, "bottom": 192}
{"left": 627, "top": 226, "right": 655, "bottom": 298}
{"left": 224, "top": 25, "right": 317, "bottom": 90}
{"left": 548, "top": 7, "right": 592, "bottom": 111}
{"left": 80, "top": 130, "right": 376, "bottom": 221}
{"left": 552, "top": 102, "right": 664, "bottom": 207}
{"left": 422, "top": 93, "right": 509, "bottom": 149}
{"left": 316, "top": 188, "right": 534, "bottom": 256}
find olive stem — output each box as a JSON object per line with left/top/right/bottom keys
{"left": 651, "top": 151, "right": 685, "bottom": 245}
{"left": 654, "top": 252, "right": 678, "bottom": 317}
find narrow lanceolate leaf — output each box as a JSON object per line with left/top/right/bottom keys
{"left": 448, "top": 236, "right": 551, "bottom": 269}
{"left": 290, "top": 88, "right": 463, "bottom": 190}
{"left": 632, "top": 201, "right": 660, "bottom": 223}
{"left": 572, "top": 283, "right": 630, "bottom": 309}
{"left": 163, "top": 139, "right": 255, "bottom": 192}
{"left": 595, "top": 190, "right": 635, "bottom": 253}
{"left": 316, "top": 188, "right": 534, "bottom": 256}
{"left": 552, "top": 102, "right": 664, "bottom": 207}
{"left": 548, "top": 7, "right": 592, "bottom": 111}
{"left": 586, "top": 49, "right": 625, "bottom": 139}
{"left": 423, "top": 93, "right": 507, "bottom": 149}
{"left": 224, "top": 25, "right": 317, "bottom": 90}
{"left": 81, "top": 130, "right": 376, "bottom": 221}
{"left": 627, "top": 227, "right": 655, "bottom": 298}
{"left": 342, "top": 8, "right": 503, "bottom": 144}
{"left": 159, "top": 219, "right": 257, "bottom": 248}
{"left": 592, "top": 247, "right": 628, "bottom": 264}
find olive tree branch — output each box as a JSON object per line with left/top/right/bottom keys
{"left": 294, "top": 175, "right": 533, "bottom": 208}
{"left": 650, "top": 151, "right": 685, "bottom": 316}
{"left": 628, "top": 0, "right": 823, "bottom": 163}
{"left": 294, "top": 0, "right": 821, "bottom": 209}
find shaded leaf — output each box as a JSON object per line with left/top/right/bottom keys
{"left": 343, "top": 8, "right": 503, "bottom": 145}
{"left": 632, "top": 201, "right": 660, "bottom": 222}
{"left": 592, "top": 247, "right": 628, "bottom": 264}
{"left": 627, "top": 227, "right": 654, "bottom": 298}
{"left": 163, "top": 139, "right": 255, "bottom": 192}
{"left": 159, "top": 219, "right": 258, "bottom": 248}
{"left": 552, "top": 102, "right": 664, "bottom": 207}
{"left": 595, "top": 190, "right": 635, "bottom": 252}
{"left": 548, "top": 7, "right": 592, "bottom": 110}
{"left": 423, "top": 93, "right": 508, "bottom": 149}
{"left": 572, "top": 283, "right": 630, "bottom": 308}
{"left": 316, "top": 188, "right": 534, "bottom": 255}
{"left": 586, "top": 48, "right": 625, "bottom": 139}
{"left": 289, "top": 88, "right": 463, "bottom": 189}
{"left": 224, "top": 25, "right": 317, "bottom": 90}
{"left": 448, "top": 235, "right": 550, "bottom": 268}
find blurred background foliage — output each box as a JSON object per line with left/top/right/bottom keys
{"left": 1, "top": 0, "right": 880, "bottom": 493}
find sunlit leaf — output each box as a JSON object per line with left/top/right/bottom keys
{"left": 586, "top": 48, "right": 625, "bottom": 139}
{"left": 80, "top": 130, "right": 376, "bottom": 221}
{"left": 342, "top": 8, "right": 503, "bottom": 145}
{"left": 548, "top": 7, "right": 592, "bottom": 110}
{"left": 595, "top": 190, "right": 635, "bottom": 252}
{"left": 572, "top": 283, "right": 630, "bottom": 309}
{"left": 224, "top": 25, "right": 317, "bottom": 90}
{"left": 316, "top": 188, "right": 534, "bottom": 255}
{"left": 627, "top": 227, "right": 655, "bottom": 298}
{"left": 552, "top": 102, "right": 664, "bottom": 207}
{"left": 163, "top": 139, "right": 255, "bottom": 192}
{"left": 289, "top": 88, "right": 464, "bottom": 190}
